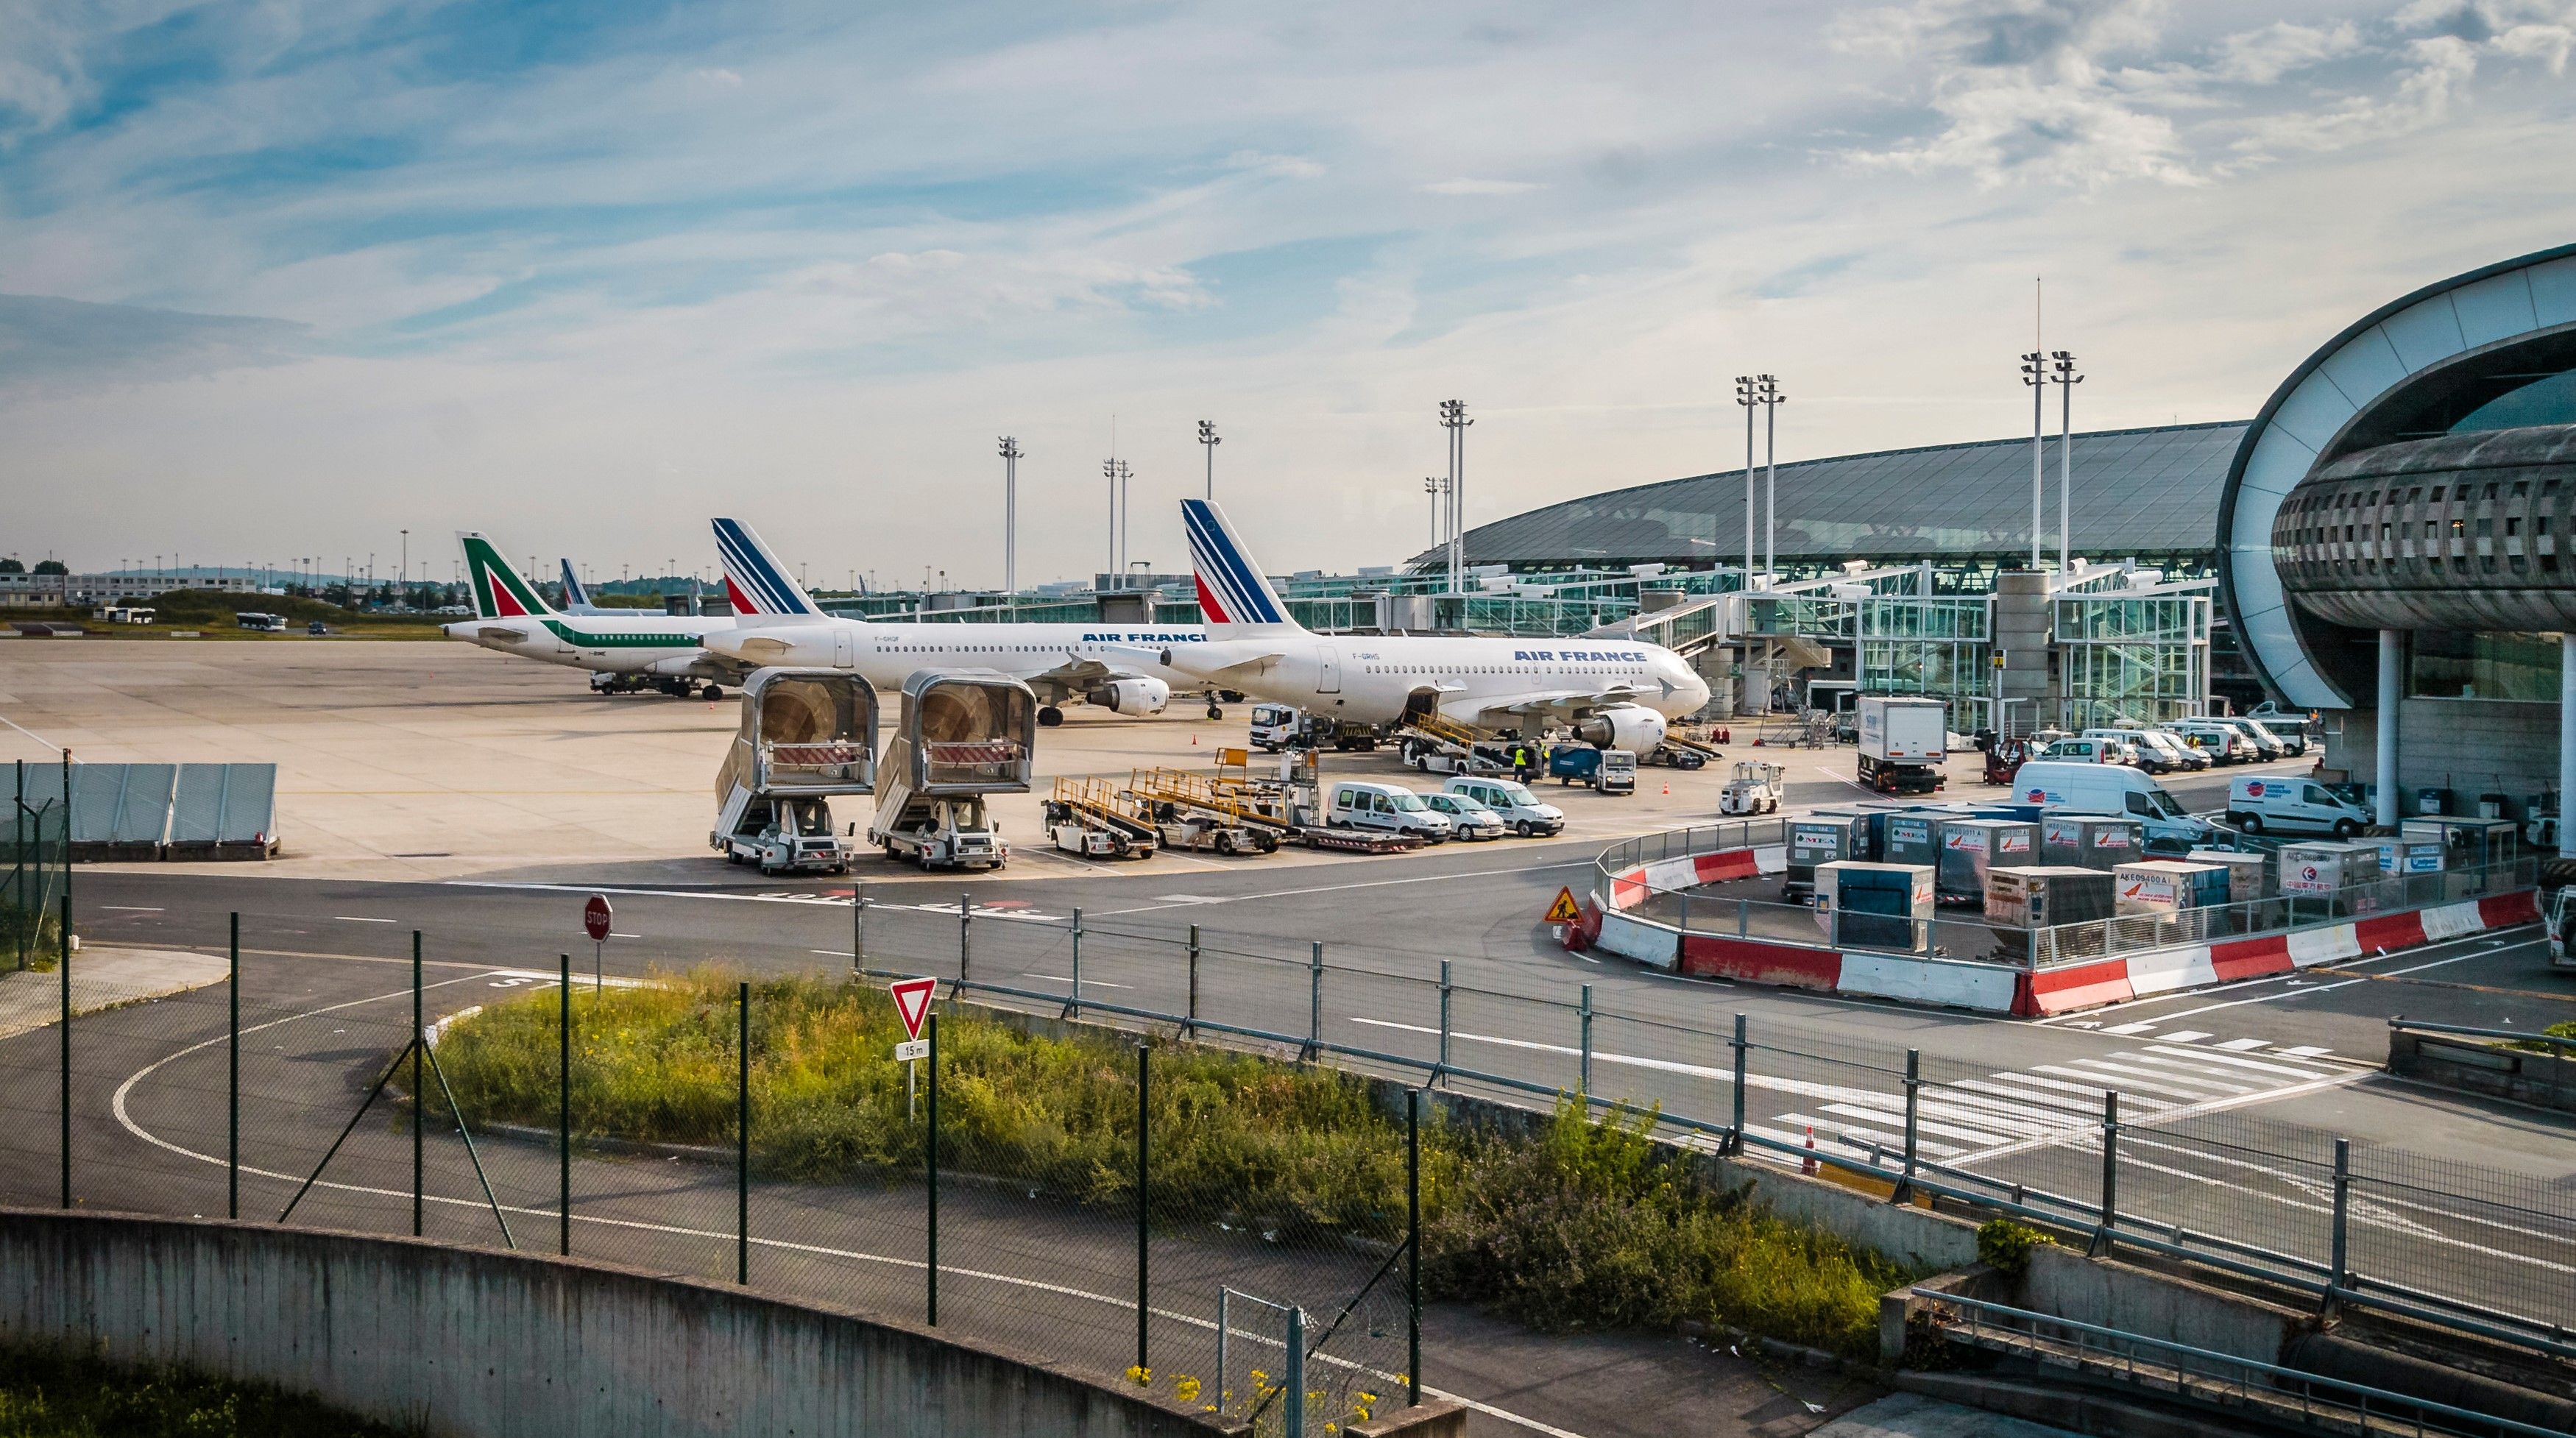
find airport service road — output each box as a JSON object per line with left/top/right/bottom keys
{"left": 0, "top": 932, "right": 1874, "bottom": 1438}
{"left": 60, "top": 863, "right": 2576, "bottom": 1180}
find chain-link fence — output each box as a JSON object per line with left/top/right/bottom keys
{"left": 4, "top": 759, "right": 68, "bottom": 973}
{"left": 12, "top": 885, "right": 2576, "bottom": 1409}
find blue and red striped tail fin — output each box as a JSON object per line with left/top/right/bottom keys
{"left": 712, "top": 517, "right": 821, "bottom": 623}
{"left": 1181, "top": 499, "right": 1299, "bottom": 637}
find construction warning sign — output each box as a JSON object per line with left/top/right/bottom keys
{"left": 1543, "top": 888, "right": 1583, "bottom": 924}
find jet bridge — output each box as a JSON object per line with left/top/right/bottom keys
{"left": 868, "top": 670, "right": 1038, "bottom": 871}
{"left": 711, "top": 668, "right": 877, "bottom": 875}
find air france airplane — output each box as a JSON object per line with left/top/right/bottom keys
{"left": 694, "top": 518, "right": 1213, "bottom": 725}
{"left": 442, "top": 534, "right": 746, "bottom": 697}
{"left": 1147, "top": 499, "right": 1710, "bottom": 750}
{"left": 556, "top": 559, "right": 618, "bottom": 617}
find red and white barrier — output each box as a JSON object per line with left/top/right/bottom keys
{"left": 1574, "top": 846, "right": 2539, "bottom": 1019}
{"left": 2011, "top": 890, "right": 2538, "bottom": 1016}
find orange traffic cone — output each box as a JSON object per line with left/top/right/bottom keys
{"left": 1662, "top": 781, "right": 1670, "bottom": 796}
{"left": 1192, "top": 734, "right": 1198, "bottom": 745}
{"left": 1801, "top": 1126, "right": 1817, "bottom": 1175}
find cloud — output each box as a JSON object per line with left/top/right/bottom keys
{"left": 1420, "top": 177, "right": 1542, "bottom": 196}
{"left": 2205, "top": 21, "right": 2365, "bottom": 82}
{"left": 0, "top": 292, "right": 307, "bottom": 386}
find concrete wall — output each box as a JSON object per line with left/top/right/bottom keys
{"left": 0, "top": 1210, "right": 1231, "bottom": 1438}
{"left": 2327, "top": 697, "right": 2558, "bottom": 821}
{"left": 2389, "top": 1028, "right": 2576, "bottom": 1112}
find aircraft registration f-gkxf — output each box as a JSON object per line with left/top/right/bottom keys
{"left": 694, "top": 517, "right": 1215, "bottom": 725}
{"left": 1144, "top": 499, "right": 1711, "bottom": 751}
{"left": 442, "top": 534, "right": 746, "bottom": 697}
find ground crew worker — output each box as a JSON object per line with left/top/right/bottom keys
{"left": 1511, "top": 742, "right": 1533, "bottom": 783}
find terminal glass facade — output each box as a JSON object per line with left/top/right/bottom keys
{"left": 2053, "top": 592, "right": 2212, "bottom": 727}
{"left": 2410, "top": 631, "right": 2563, "bottom": 701}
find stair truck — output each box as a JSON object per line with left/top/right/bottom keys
{"left": 868, "top": 669, "right": 1038, "bottom": 871}
{"left": 1857, "top": 695, "right": 1948, "bottom": 796}
{"left": 710, "top": 667, "right": 878, "bottom": 876}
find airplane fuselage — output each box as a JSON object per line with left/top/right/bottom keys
{"left": 442, "top": 614, "right": 731, "bottom": 679}
{"left": 703, "top": 620, "right": 1211, "bottom": 709}
{"left": 1183, "top": 633, "right": 1710, "bottom": 729}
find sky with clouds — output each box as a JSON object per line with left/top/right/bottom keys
{"left": 6, "top": 0, "right": 2576, "bottom": 585}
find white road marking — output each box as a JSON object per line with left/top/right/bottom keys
{"left": 1091, "top": 858, "right": 1596, "bottom": 916}
{"left": 102, "top": 905, "right": 165, "bottom": 912}
{"left": 2160, "top": 1030, "right": 2212, "bottom": 1044}
{"left": 2101, "top": 1021, "right": 2158, "bottom": 1035}
{"left": 1019, "top": 972, "right": 1131, "bottom": 989}
{"left": 334, "top": 915, "right": 398, "bottom": 924}
{"left": 2279, "top": 1045, "right": 2333, "bottom": 1058}
{"left": 2215, "top": 1037, "right": 2271, "bottom": 1051}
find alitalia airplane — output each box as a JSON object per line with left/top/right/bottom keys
{"left": 694, "top": 517, "right": 1211, "bottom": 725}
{"left": 444, "top": 534, "right": 747, "bottom": 697}
{"left": 1143, "top": 499, "right": 1710, "bottom": 749}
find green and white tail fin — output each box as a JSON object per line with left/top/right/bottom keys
{"left": 457, "top": 533, "right": 556, "bottom": 620}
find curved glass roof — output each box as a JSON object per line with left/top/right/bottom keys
{"left": 1437, "top": 420, "right": 2248, "bottom": 570}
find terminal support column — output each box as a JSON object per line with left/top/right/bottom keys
{"left": 2376, "top": 629, "right": 2401, "bottom": 830}
{"left": 2563, "top": 634, "right": 2576, "bottom": 857}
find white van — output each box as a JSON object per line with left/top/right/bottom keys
{"left": 2034, "top": 735, "right": 2124, "bottom": 765}
{"left": 2011, "top": 759, "right": 2220, "bottom": 852}
{"left": 2134, "top": 729, "right": 2212, "bottom": 771}
{"left": 2226, "top": 775, "right": 2368, "bottom": 839}
{"left": 2168, "top": 721, "right": 2255, "bottom": 765}
{"left": 1326, "top": 781, "right": 1454, "bottom": 843}
{"left": 1443, "top": 776, "right": 1567, "bottom": 837}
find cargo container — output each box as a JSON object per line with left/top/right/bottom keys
{"left": 1815, "top": 860, "right": 1935, "bottom": 951}
{"left": 1786, "top": 809, "right": 1875, "bottom": 898}
{"left": 2041, "top": 813, "right": 2146, "bottom": 871}
{"left": 2370, "top": 837, "right": 2448, "bottom": 875}
{"left": 2117, "top": 859, "right": 2233, "bottom": 941}
{"left": 1935, "top": 817, "right": 2038, "bottom": 907}
{"left": 2277, "top": 840, "right": 2381, "bottom": 898}
{"left": 2187, "top": 848, "right": 2270, "bottom": 905}
{"left": 1882, "top": 810, "right": 1941, "bottom": 869}
{"left": 1989, "top": 865, "right": 2118, "bottom": 962}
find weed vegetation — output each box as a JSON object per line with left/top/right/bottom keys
{"left": 0, "top": 1345, "right": 410, "bottom": 1437}
{"left": 437, "top": 969, "right": 1919, "bottom": 1353}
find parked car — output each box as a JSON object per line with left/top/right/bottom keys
{"left": 1441, "top": 776, "right": 1566, "bottom": 837}
{"left": 1324, "top": 781, "right": 1454, "bottom": 843}
{"left": 1418, "top": 790, "right": 1507, "bottom": 840}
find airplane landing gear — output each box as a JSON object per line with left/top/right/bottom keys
{"left": 1205, "top": 704, "right": 1223, "bottom": 721}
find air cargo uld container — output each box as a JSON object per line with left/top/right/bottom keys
{"left": 1935, "top": 816, "right": 2038, "bottom": 908}
{"left": 2277, "top": 840, "right": 2382, "bottom": 913}
{"left": 1882, "top": 810, "right": 1942, "bottom": 869}
{"left": 1989, "top": 865, "right": 2117, "bottom": 963}
{"left": 2370, "top": 837, "right": 2448, "bottom": 876}
{"left": 1786, "top": 808, "right": 1875, "bottom": 899}
{"left": 2042, "top": 813, "right": 2145, "bottom": 871}
{"left": 2187, "top": 848, "right": 2271, "bottom": 904}
{"left": 1815, "top": 860, "right": 1935, "bottom": 951}
{"left": 2115, "top": 859, "right": 2232, "bottom": 941}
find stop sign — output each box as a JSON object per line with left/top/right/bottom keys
{"left": 584, "top": 893, "right": 613, "bottom": 943}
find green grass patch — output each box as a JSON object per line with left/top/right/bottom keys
{"left": 437, "top": 970, "right": 1924, "bottom": 1354}
{"left": 0, "top": 1344, "right": 411, "bottom": 1437}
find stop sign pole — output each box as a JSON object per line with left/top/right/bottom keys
{"left": 584, "top": 894, "right": 612, "bottom": 994}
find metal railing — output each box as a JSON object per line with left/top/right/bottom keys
{"left": 1920, "top": 1290, "right": 2566, "bottom": 1438}
{"left": 2388, "top": 1017, "right": 2576, "bottom": 1056}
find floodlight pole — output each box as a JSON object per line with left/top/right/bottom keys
{"left": 1439, "top": 400, "right": 1471, "bottom": 594}
{"left": 1103, "top": 457, "right": 1119, "bottom": 584}
{"left": 1758, "top": 375, "right": 1786, "bottom": 584}
{"left": 998, "top": 437, "right": 1022, "bottom": 595}
{"left": 2051, "top": 351, "right": 2084, "bottom": 573}
{"left": 2022, "top": 350, "right": 2046, "bottom": 570}
{"left": 1197, "top": 420, "right": 1220, "bottom": 501}
{"left": 1734, "top": 377, "right": 1756, "bottom": 588}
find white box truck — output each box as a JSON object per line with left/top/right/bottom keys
{"left": 1857, "top": 697, "right": 1948, "bottom": 796}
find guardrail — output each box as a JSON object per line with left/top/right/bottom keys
{"left": 2388, "top": 1017, "right": 2576, "bottom": 1055}
{"left": 1918, "top": 1290, "right": 2566, "bottom": 1438}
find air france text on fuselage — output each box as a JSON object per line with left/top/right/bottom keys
{"left": 1078, "top": 632, "right": 1208, "bottom": 642}
{"left": 1508, "top": 649, "right": 1649, "bottom": 662}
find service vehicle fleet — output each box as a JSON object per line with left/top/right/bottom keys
{"left": 1419, "top": 790, "right": 1507, "bottom": 840}
{"left": 1324, "top": 780, "right": 1455, "bottom": 843}
{"left": 1144, "top": 500, "right": 1709, "bottom": 757}
{"left": 1440, "top": 776, "right": 1565, "bottom": 837}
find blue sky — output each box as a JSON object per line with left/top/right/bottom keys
{"left": 7, "top": 0, "right": 2576, "bottom": 583}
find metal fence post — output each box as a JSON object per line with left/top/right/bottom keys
{"left": 1135, "top": 1043, "right": 1150, "bottom": 1373}
{"left": 736, "top": 980, "right": 749, "bottom": 1285}
{"left": 1727, "top": 1013, "right": 1747, "bottom": 1155}
{"left": 559, "top": 951, "right": 571, "bottom": 1256}
{"left": 59, "top": 885, "right": 71, "bottom": 1208}
{"left": 1407, "top": 1088, "right": 1422, "bottom": 1408}
{"left": 1216, "top": 1288, "right": 1230, "bottom": 1405}
{"left": 411, "top": 930, "right": 423, "bottom": 1237}
{"left": 1186, "top": 924, "right": 1200, "bottom": 1036}
{"left": 2329, "top": 1137, "right": 2351, "bottom": 1311}
{"left": 1896, "top": 1049, "right": 1920, "bottom": 1201}
{"left": 1437, "top": 960, "right": 1452, "bottom": 1083}
{"left": 2090, "top": 1089, "right": 2119, "bottom": 1257}
{"left": 1284, "top": 1306, "right": 1306, "bottom": 1437}
{"left": 1676, "top": 888, "right": 1691, "bottom": 968}
{"left": 1069, "top": 907, "right": 1084, "bottom": 1017}
{"left": 927, "top": 1011, "right": 941, "bottom": 1325}
{"left": 851, "top": 885, "right": 866, "bottom": 977}
{"left": 1578, "top": 983, "right": 1594, "bottom": 1099}
{"left": 1738, "top": 896, "right": 1748, "bottom": 938}
{"left": 958, "top": 894, "right": 972, "bottom": 988}
{"left": 1306, "top": 941, "right": 1323, "bottom": 1060}
{"left": 228, "top": 912, "right": 240, "bottom": 1220}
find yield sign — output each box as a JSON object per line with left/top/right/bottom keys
{"left": 890, "top": 977, "right": 938, "bottom": 1042}
{"left": 1543, "top": 887, "right": 1583, "bottom": 924}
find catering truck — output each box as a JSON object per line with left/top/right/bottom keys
{"left": 1857, "top": 696, "right": 1947, "bottom": 796}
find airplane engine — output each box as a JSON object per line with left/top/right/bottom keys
{"left": 1575, "top": 704, "right": 1667, "bottom": 754}
{"left": 1087, "top": 677, "right": 1172, "bottom": 716}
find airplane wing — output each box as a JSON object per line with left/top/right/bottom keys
{"left": 720, "top": 631, "right": 807, "bottom": 660}
{"left": 1444, "top": 684, "right": 1667, "bottom": 726}
{"left": 1027, "top": 652, "right": 1121, "bottom": 687}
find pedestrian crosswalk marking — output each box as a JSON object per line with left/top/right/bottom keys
{"left": 2160, "top": 1030, "right": 2212, "bottom": 1044}
{"left": 2215, "top": 1037, "right": 2272, "bottom": 1051}
{"left": 2147, "top": 1045, "right": 2329, "bottom": 1080}
{"left": 2278, "top": 1045, "right": 2332, "bottom": 1058}
{"left": 2101, "top": 1020, "right": 2158, "bottom": 1035}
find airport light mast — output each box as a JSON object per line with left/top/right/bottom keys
{"left": 1438, "top": 399, "right": 1471, "bottom": 594}
{"left": 1756, "top": 375, "right": 1785, "bottom": 584}
{"left": 1423, "top": 476, "right": 1448, "bottom": 552}
{"left": 2049, "top": 350, "right": 2083, "bottom": 573}
{"left": 998, "top": 436, "right": 1022, "bottom": 595}
{"left": 2021, "top": 350, "right": 2046, "bottom": 569}
{"left": 1197, "top": 420, "right": 1220, "bottom": 501}
{"left": 1734, "top": 376, "right": 1757, "bottom": 588}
